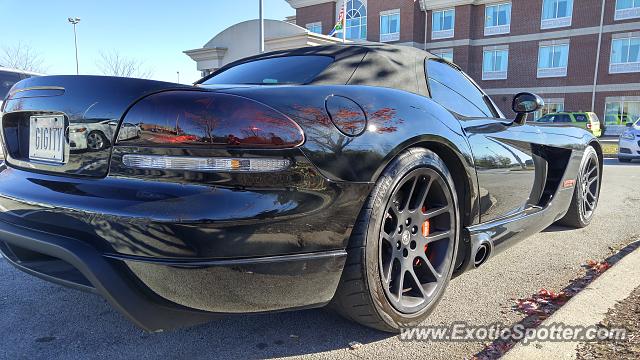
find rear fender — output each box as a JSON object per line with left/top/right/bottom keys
{"left": 220, "top": 85, "right": 475, "bottom": 183}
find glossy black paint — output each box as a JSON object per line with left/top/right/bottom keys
{"left": 0, "top": 44, "right": 600, "bottom": 331}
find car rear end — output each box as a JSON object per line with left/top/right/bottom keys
{"left": 581, "top": 112, "right": 602, "bottom": 137}
{"left": 0, "top": 71, "right": 368, "bottom": 330}
{"left": 618, "top": 120, "right": 640, "bottom": 161}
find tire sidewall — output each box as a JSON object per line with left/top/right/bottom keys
{"left": 363, "top": 148, "right": 459, "bottom": 330}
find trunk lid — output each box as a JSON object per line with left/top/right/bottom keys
{"left": 1, "top": 75, "right": 191, "bottom": 177}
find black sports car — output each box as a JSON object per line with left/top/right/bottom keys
{"left": 0, "top": 44, "right": 602, "bottom": 333}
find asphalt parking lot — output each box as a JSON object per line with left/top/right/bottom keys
{"left": 1, "top": 159, "right": 639, "bottom": 360}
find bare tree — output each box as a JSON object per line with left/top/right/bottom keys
{"left": 1, "top": 42, "right": 47, "bottom": 73}
{"left": 96, "top": 50, "right": 153, "bottom": 79}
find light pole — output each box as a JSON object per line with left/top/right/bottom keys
{"left": 259, "top": 0, "right": 264, "bottom": 53}
{"left": 177, "top": 71, "right": 180, "bottom": 83}
{"left": 68, "top": 17, "right": 81, "bottom": 75}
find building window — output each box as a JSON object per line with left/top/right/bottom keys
{"left": 610, "top": 34, "right": 640, "bottom": 73}
{"left": 616, "top": 0, "right": 640, "bottom": 20}
{"left": 339, "top": 0, "right": 367, "bottom": 40}
{"left": 605, "top": 98, "right": 640, "bottom": 127}
{"left": 534, "top": 99, "right": 565, "bottom": 119}
{"left": 431, "top": 49, "right": 454, "bottom": 62}
{"left": 482, "top": 48, "right": 509, "bottom": 80}
{"left": 380, "top": 10, "right": 400, "bottom": 42}
{"left": 485, "top": 3, "right": 511, "bottom": 36}
{"left": 306, "top": 22, "right": 322, "bottom": 34}
{"left": 432, "top": 9, "right": 455, "bottom": 40}
{"left": 537, "top": 43, "right": 570, "bottom": 78}
{"left": 541, "top": 0, "right": 573, "bottom": 29}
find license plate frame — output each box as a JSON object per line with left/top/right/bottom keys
{"left": 29, "top": 115, "right": 66, "bottom": 164}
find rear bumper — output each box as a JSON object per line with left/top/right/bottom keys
{"left": 0, "top": 217, "right": 347, "bottom": 331}
{"left": 0, "top": 161, "right": 367, "bottom": 331}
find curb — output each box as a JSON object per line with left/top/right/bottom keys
{"left": 503, "top": 245, "right": 640, "bottom": 360}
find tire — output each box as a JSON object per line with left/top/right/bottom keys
{"left": 557, "top": 146, "right": 601, "bottom": 228}
{"left": 86, "top": 131, "right": 109, "bottom": 151}
{"left": 330, "top": 148, "right": 459, "bottom": 332}
{"left": 619, "top": 157, "right": 631, "bottom": 163}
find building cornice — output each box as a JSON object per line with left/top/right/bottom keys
{"left": 419, "top": 0, "right": 510, "bottom": 11}
{"left": 285, "top": 0, "right": 335, "bottom": 9}
{"left": 286, "top": 0, "right": 509, "bottom": 11}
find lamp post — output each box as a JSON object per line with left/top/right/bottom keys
{"left": 68, "top": 17, "right": 81, "bottom": 75}
{"left": 177, "top": 71, "right": 180, "bottom": 83}
{"left": 259, "top": 0, "right": 264, "bottom": 53}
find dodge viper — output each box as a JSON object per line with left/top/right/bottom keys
{"left": 0, "top": 44, "right": 602, "bottom": 333}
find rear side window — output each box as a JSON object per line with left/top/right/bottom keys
{"left": 574, "top": 114, "right": 588, "bottom": 122}
{"left": 202, "top": 56, "right": 333, "bottom": 85}
{"left": 556, "top": 114, "right": 571, "bottom": 123}
{"left": 0, "top": 70, "right": 23, "bottom": 99}
{"left": 426, "top": 60, "right": 495, "bottom": 118}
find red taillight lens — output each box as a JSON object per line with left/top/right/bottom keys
{"left": 118, "top": 91, "right": 304, "bottom": 148}
{"left": 587, "top": 123, "right": 592, "bottom": 129}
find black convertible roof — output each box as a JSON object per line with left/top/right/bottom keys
{"left": 201, "top": 43, "right": 439, "bottom": 96}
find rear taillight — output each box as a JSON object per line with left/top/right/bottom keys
{"left": 122, "top": 155, "right": 291, "bottom": 172}
{"left": 118, "top": 91, "right": 304, "bottom": 148}
{"left": 587, "top": 123, "right": 592, "bottom": 129}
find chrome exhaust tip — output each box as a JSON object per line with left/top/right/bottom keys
{"left": 473, "top": 242, "right": 491, "bottom": 268}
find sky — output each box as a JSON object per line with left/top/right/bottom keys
{"left": 0, "top": 0, "right": 295, "bottom": 84}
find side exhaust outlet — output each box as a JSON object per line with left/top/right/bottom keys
{"left": 474, "top": 242, "right": 491, "bottom": 268}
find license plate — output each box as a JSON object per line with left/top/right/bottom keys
{"left": 29, "top": 115, "right": 66, "bottom": 163}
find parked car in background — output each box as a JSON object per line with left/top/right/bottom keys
{"left": 618, "top": 118, "right": 640, "bottom": 163}
{"left": 534, "top": 111, "right": 602, "bottom": 137}
{"left": 69, "top": 120, "right": 141, "bottom": 152}
{"left": 0, "top": 67, "right": 42, "bottom": 107}
{"left": 605, "top": 113, "right": 634, "bottom": 126}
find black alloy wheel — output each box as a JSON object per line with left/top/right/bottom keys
{"left": 330, "top": 148, "right": 459, "bottom": 332}
{"left": 379, "top": 168, "right": 455, "bottom": 314}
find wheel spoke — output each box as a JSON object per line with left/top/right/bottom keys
{"left": 423, "top": 205, "right": 449, "bottom": 220}
{"left": 396, "top": 269, "right": 406, "bottom": 300}
{"left": 425, "top": 230, "right": 452, "bottom": 244}
{"left": 418, "top": 254, "right": 441, "bottom": 279}
{"left": 416, "top": 177, "right": 434, "bottom": 210}
{"left": 404, "top": 177, "right": 418, "bottom": 211}
{"left": 408, "top": 268, "right": 427, "bottom": 298}
{"left": 382, "top": 255, "right": 395, "bottom": 284}
{"left": 389, "top": 206, "right": 399, "bottom": 219}
{"left": 585, "top": 191, "right": 595, "bottom": 202}
{"left": 588, "top": 176, "right": 598, "bottom": 186}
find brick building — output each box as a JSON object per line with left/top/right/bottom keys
{"left": 287, "top": 0, "right": 640, "bottom": 131}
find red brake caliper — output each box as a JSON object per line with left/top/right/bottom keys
{"left": 415, "top": 207, "right": 431, "bottom": 266}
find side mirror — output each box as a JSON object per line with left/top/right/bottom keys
{"left": 512, "top": 92, "right": 544, "bottom": 125}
